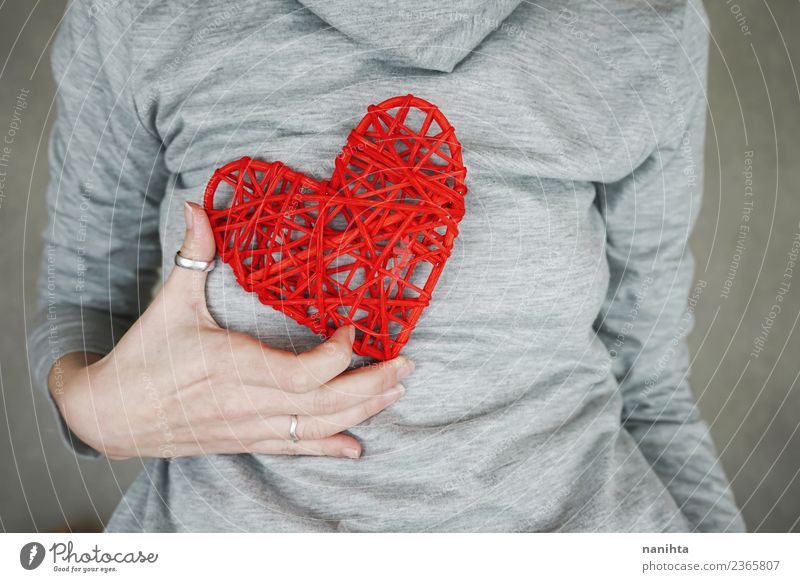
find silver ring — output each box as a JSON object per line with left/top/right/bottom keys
{"left": 289, "top": 415, "right": 299, "bottom": 443}
{"left": 174, "top": 250, "right": 215, "bottom": 272}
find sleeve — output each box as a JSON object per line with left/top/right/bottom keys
{"left": 26, "top": 0, "right": 169, "bottom": 458}
{"left": 592, "top": 1, "right": 746, "bottom": 531}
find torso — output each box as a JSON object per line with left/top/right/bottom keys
{"left": 107, "top": 0, "right": 691, "bottom": 532}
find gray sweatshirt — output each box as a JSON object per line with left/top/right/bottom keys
{"left": 28, "top": 0, "right": 745, "bottom": 532}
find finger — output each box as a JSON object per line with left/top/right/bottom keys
{"left": 184, "top": 384, "right": 404, "bottom": 444}
{"left": 270, "top": 325, "right": 356, "bottom": 393}
{"left": 199, "top": 354, "right": 411, "bottom": 420}
{"left": 162, "top": 201, "right": 217, "bottom": 316}
{"left": 294, "top": 384, "right": 405, "bottom": 440}
{"left": 247, "top": 434, "right": 363, "bottom": 458}
{"left": 292, "top": 355, "right": 414, "bottom": 415}
{"left": 142, "top": 433, "right": 363, "bottom": 459}
{"left": 216, "top": 326, "right": 354, "bottom": 392}
{"left": 201, "top": 355, "right": 412, "bottom": 420}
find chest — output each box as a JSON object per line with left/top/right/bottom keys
{"left": 142, "top": 0, "right": 674, "bottom": 356}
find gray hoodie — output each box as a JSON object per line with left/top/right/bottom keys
{"left": 29, "top": 0, "right": 745, "bottom": 532}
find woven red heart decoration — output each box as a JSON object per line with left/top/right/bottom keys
{"left": 203, "top": 95, "right": 467, "bottom": 360}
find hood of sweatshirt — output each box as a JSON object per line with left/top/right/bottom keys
{"left": 297, "top": 0, "right": 524, "bottom": 72}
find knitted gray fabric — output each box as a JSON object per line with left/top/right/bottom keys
{"left": 28, "top": 0, "right": 745, "bottom": 532}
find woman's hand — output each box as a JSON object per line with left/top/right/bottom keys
{"left": 48, "top": 202, "right": 412, "bottom": 460}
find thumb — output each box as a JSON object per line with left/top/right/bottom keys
{"left": 178, "top": 201, "right": 216, "bottom": 264}
{"left": 162, "top": 201, "right": 217, "bottom": 315}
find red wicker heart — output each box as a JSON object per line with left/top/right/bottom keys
{"left": 203, "top": 95, "right": 467, "bottom": 360}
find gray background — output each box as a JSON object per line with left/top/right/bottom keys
{"left": 1, "top": 0, "right": 798, "bottom": 532}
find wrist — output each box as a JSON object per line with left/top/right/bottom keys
{"left": 48, "top": 352, "right": 103, "bottom": 409}
{"left": 48, "top": 352, "right": 109, "bottom": 455}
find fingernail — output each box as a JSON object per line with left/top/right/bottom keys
{"left": 392, "top": 357, "right": 414, "bottom": 380}
{"left": 348, "top": 325, "right": 356, "bottom": 344}
{"left": 382, "top": 383, "right": 405, "bottom": 403}
{"left": 183, "top": 201, "right": 194, "bottom": 230}
{"left": 343, "top": 447, "right": 361, "bottom": 459}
